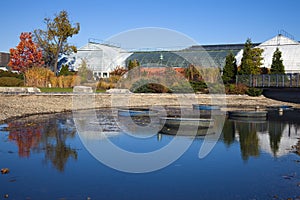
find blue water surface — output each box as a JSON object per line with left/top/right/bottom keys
{"left": 0, "top": 110, "right": 300, "bottom": 200}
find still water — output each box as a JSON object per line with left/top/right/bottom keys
{"left": 0, "top": 108, "right": 300, "bottom": 200}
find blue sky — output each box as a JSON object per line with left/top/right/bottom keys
{"left": 1, "top": 0, "right": 299, "bottom": 52}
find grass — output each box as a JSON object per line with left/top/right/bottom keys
{"left": 39, "top": 87, "right": 106, "bottom": 93}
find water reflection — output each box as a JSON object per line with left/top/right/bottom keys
{"left": 235, "top": 121, "right": 261, "bottom": 160}
{"left": 1, "top": 109, "right": 300, "bottom": 199}
{"left": 5, "top": 114, "right": 77, "bottom": 172}
{"left": 7, "top": 121, "right": 42, "bottom": 157}
{"left": 3, "top": 109, "right": 300, "bottom": 169}
{"left": 268, "top": 122, "right": 284, "bottom": 156}
{"left": 222, "top": 120, "right": 235, "bottom": 147}
{"left": 225, "top": 109, "right": 300, "bottom": 160}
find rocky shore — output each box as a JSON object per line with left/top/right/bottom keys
{"left": 0, "top": 93, "right": 299, "bottom": 122}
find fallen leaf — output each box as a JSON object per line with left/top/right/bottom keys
{"left": 1, "top": 168, "right": 10, "bottom": 174}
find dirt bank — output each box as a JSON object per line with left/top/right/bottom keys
{"left": 0, "top": 93, "right": 299, "bottom": 122}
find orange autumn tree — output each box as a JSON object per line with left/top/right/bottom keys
{"left": 8, "top": 32, "right": 44, "bottom": 73}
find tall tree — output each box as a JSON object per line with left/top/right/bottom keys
{"left": 222, "top": 52, "right": 237, "bottom": 83}
{"left": 239, "top": 38, "right": 252, "bottom": 75}
{"left": 239, "top": 38, "right": 264, "bottom": 75}
{"left": 249, "top": 47, "right": 264, "bottom": 75}
{"left": 270, "top": 48, "right": 285, "bottom": 74}
{"left": 34, "top": 10, "right": 80, "bottom": 75}
{"left": 8, "top": 32, "right": 44, "bottom": 73}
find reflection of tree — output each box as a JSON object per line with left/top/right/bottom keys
{"left": 45, "top": 143, "right": 77, "bottom": 172}
{"left": 8, "top": 122, "right": 42, "bottom": 157}
{"left": 236, "top": 122, "right": 259, "bottom": 160}
{"left": 222, "top": 120, "right": 235, "bottom": 147}
{"left": 7, "top": 115, "right": 77, "bottom": 172}
{"left": 42, "top": 118, "right": 77, "bottom": 172}
{"left": 268, "top": 121, "right": 284, "bottom": 156}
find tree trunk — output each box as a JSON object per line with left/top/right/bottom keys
{"left": 53, "top": 40, "right": 64, "bottom": 75}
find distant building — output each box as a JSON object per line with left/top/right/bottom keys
{"left": 74, "top": 42, "right": 132, "bottom": 79}
{"left": 236, "top": 34, "right": 300, "bottom": 73}
{"left": 0, "top": 52, "right": 10, "bottom": 70}
{"left": 73, "top": 34, "right": 300, "bottom": 77}
{"left": 73, "top": 42, "right": 252, "bottom": 79}
{"left": 188, "top": 43, "right": 259, "bottom": 68}
{"left": 126, "top": 44, "right": 256, "bottom": 70}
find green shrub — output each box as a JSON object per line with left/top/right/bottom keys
{"left": 148, "top": 83, "right": 170, "bottom": 93}
{"left": 97, "top": 79, "right": 114, "bottom": 90}
{"left": 0, "top": 70, "right": 23, "bottom": 79}
{"left": 131, "top": 83, "right": 170, "bottom": 93}
{"left": 189, "top": 81, "right": 207, "bottom": 92}
{"left": 59, "top": 65, "right": 75, "bottom": 76}
{"left": 207, "top": 83, "right": 225, "bottom": 94}
{"left": 225, "top": 84, "right": 248, "bottom": 95}
{"left": 130, "top": 79, "right": 170, "bottom": 93}
{"left": 246, "top": 87, "right": 263, "bottom": 97}
{"left": 0, "top": 77, "right": 24, "bottom": 86}
{"left": 130, "top": 79, "right": 149, "bottom": 93}
{"left": 170, "top": 81, "right": 194, "bottom": 93}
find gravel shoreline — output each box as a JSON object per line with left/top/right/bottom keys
{"left": 0, "top": 93, "right": 299, "bottom": 123}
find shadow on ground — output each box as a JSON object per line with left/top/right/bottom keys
{"left": 263, "top": 88, "right": 300, "bottom": 104}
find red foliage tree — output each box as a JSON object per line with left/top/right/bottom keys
{"left": 8, "top": 32, "right": 44, "bottom": 73}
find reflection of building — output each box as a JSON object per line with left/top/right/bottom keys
{"left": 74, "top": 42, "right": 132, "bottom": 79}
{"left": 233, "top": 121, "right": 300, "bottom": 158}
{"left": 258, "top": 123, "right": 299, "bottom": 157}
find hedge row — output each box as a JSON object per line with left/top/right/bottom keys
{"left": 25, "top": 67, "right": 79, "bottom": 88}
{"left": 0, "top": 77, "right": 24, "bottom": 87}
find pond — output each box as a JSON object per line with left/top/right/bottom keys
{"left": 0, "top": 108, "right": 300, "bottom": 200}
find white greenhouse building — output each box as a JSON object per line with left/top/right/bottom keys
{"left": 74, "top": 42, "right": 132, "bottom": 79}
{"left": 70, "top": 33, "right": 300, "bottom": 79}
{"left": 236, "top": 34, "right": 300, "bottom": 73}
